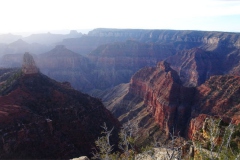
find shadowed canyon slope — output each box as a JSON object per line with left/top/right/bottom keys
{"left": 0, "top": 53, "right": 120, "bottom": 159}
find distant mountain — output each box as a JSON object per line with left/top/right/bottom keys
{"left": 0, "top": 53, "right": 120, "bottom": 159}
{"left": 59, "top": 36, "right": 130, "bottom": 55}
{"left": 0, "top": 39, "right": 52, "bottom": 57}
{"left": 37, "top": 45, "right": 92, "bottom": 91}
{"left": 5, "top": 39, "right": 30, "bottom": 54}
{"left": 88, "top": 29, "right": 240, "bottom": 50}
{"left": 0, "top": 33, "right": 22, "bottom": 44}
{"left": 23, "top": 30, "right": 82, "bottom": 45}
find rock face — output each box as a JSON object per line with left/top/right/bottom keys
{"left": 129, "top": 61, "right": 195, "bottom": 136}
{"left": 22, "top": 52, "right": 39, "bottom": 74}
{"left": 0, "top": 55, "right": 120, "bottom": 159}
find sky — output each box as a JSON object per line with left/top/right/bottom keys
{"left": 0, "top": 0, "right": 240, "bottom": 35}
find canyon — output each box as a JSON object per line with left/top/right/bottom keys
{"left": 0, "top": 28, "right": 240, "bottom": 158}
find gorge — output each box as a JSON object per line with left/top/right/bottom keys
{"left": 0, "top": 28, "right": 240, "bottom": 159}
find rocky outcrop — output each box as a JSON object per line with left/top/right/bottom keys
{"left": 0, "top": 55, "right": 120, "bottom": 159}
{"left": 22, "top": 52, "right": 39, "bottom": 74}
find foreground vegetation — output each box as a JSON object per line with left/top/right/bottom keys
{"left": 92, "top": 117, "right": 240, "bottom": 160}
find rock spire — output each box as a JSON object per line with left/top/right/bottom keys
{"left": 22, "top": 52, "right": 39, "bottom": 74}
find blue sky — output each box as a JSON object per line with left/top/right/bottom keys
{"left": 0, "top": 0, "right": 240, "bottom": 34}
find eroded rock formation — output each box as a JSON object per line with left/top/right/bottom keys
{"left": 22, "top": 52, "right": 39, "bottom": 74}
{"left": 129, "top": 61, "right": 195, "bottom": 136}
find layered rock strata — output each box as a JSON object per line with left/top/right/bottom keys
{"left": 129, "top": 61, "right": 195, "bottom": 136}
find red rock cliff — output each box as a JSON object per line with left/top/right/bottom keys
{"left": 129, "top": 61, "right": 195, "bottom": 136}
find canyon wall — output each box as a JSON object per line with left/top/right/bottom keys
{"left": 99, "top": 61, "right": 240, "bottom": 142}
